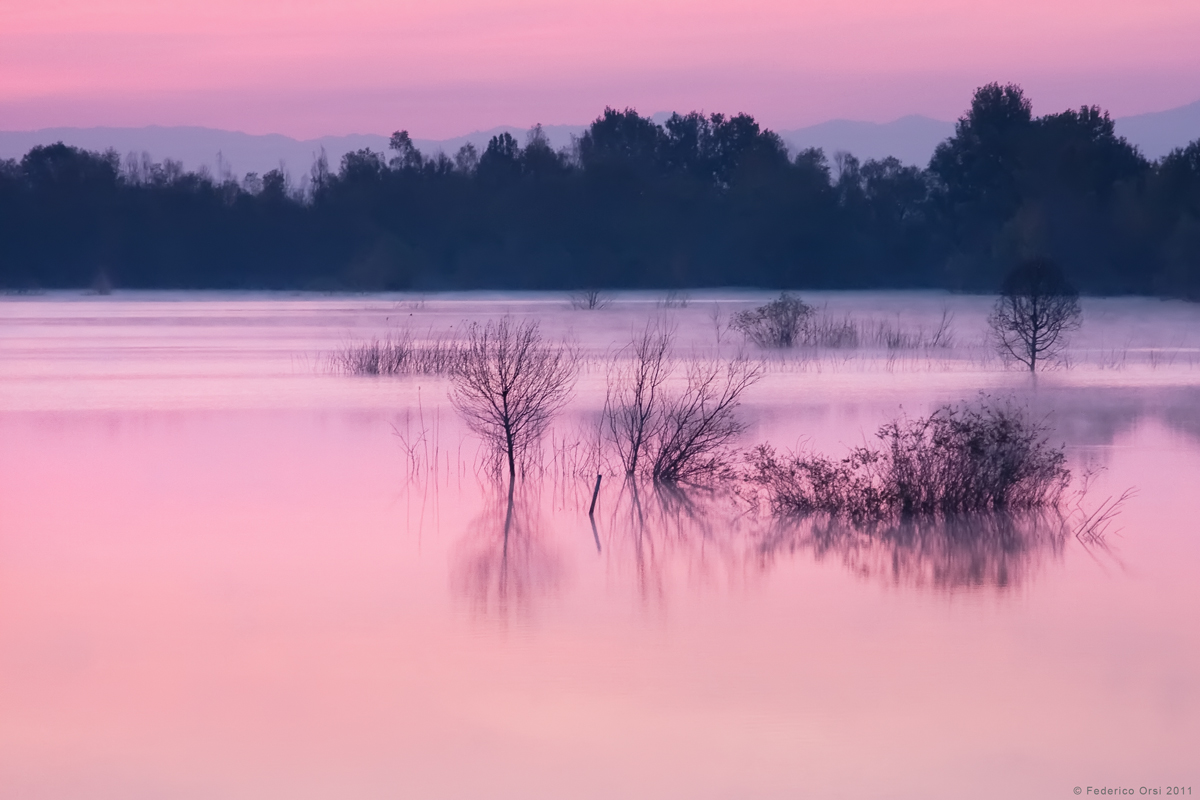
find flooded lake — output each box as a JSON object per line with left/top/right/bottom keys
{"left": 1, "top": 291, "right": 1198, "bottom": 799}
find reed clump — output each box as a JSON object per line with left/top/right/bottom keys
{"left": 331, "top": 330, "right": 465, "bottom": 376}
{"left": 800, "top": 309, "right": 955, "bottom": 349}
{"left": 745, "top": 399, "right": 1069, "bottom": 520}
{"left": 732, "top": 293, "right": 955, "bottom": 351}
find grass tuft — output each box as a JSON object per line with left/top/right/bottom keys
{"left": 331, "top": 330, "right": 465, "bottom": 376}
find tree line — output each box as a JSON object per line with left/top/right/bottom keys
{"left": 2, "top": 83, "right": 1199, "bottom": 297}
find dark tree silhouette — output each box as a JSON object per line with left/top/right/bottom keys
{"left": 578, "top": 107, "right": 663, "bottom": 172}
{"left": 477, "top": 132, "right": 523, "bottom": 185}
{"left": 388, "top": 130, "right": 425, "bottom": 171}
{"left": 2, "top": 88, "right": 1200, "bottom": 297}
{"left": 989, "top": 258, "right": 1082, "bottom": 372}
{"left": 930, "top": 83, "right": 1033, "bottom": 220}
{"left": 569, "top": 288, "right": 609, "bottom": 309}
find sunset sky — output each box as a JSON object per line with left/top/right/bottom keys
{"left": 3, "top": 0, "right": 1199, "bottom": 138}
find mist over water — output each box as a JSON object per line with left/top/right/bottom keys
{"left": 1, "top": 291, "right": 1198, "bottom": 798}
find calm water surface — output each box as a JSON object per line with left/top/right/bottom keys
{"left": 1, "top": 291, "right": 1198, "bottom": 799}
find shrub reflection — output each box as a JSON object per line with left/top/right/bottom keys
{"left": 755, "top": 510, "right": 1068, "bottom": 590}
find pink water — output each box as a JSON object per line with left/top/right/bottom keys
{"left": 1, "top": 292, "right": 1197, "bottom": 799}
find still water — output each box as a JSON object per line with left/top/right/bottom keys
{"left": 0, "top": 291, "right": 1197, "bottom": 799}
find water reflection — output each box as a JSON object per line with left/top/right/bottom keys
{"left": 755, "top": 511, "right": 1069, "bottom": 590}
{"left": 443, "top": 418, "right": 1149, "bottom": 617}
{"left": 1157, "top": 386, "right": 1200, "bottom": 442}
{"left": 450, "top": 484, "right": 565, "bottom": 619}
{"left": 1033, "top": 386, "right": 1200, "bottom": 449}
{"left": 597, "top": 483, "right": 1077, "bottom": 595}
{"left": 450, "top": 478, "right": 1082, "bottom": 617}
{"left": 596, "top": 481, "right": 757, "bottom": 605}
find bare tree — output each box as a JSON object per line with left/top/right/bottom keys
{"left": 731, "top": 292, "right": 813, "bottom": 348}
{"left": 450, "top": 318, "right": 578, "bottom": 480}
{"left": 569, "top": 288, "right": 609, "bottom": 310}
{"left": 604, "top": 322, "right": 674, "bottom": 475}
{"left": 659, "top": 290, "right": 690, "bottom": 309}
{"left": 708, "top": 303, "right": 731, "bottom": 346}
{"left": 604, "top": 325, "right": 761, "bottom": 484}
{"left": 647, "top": 356, "right": 762, "bottom": 483}
{"left": 989, "top": 258, "right": 1081, "bottom": 372}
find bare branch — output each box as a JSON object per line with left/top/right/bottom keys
{"left": 603, "top": 321, "right": 675, "bottom": 476}
{"left": 647, "top": 355, "right": 762, "bottom": 484}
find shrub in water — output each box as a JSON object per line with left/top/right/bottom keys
{"left": 732, "top": 293, "right": 813, "bottom": 348}
{"left": 745, "top": 398, "right": 1069, "bottom": 519}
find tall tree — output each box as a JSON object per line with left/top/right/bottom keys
{"left": 930, "top": 83, "right": 1035, "bottom": 286}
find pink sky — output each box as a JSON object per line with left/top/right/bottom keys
{"left": 3, "top": 0, "right": 1199, "bottom": 138}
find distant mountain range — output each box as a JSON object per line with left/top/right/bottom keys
{"left": 2, "top": 100, "right": 1197, "bottom": 180}
{"left": 778, "top": 115, "right": 955, "bottom": 165}
{"left": 1112, "top": 101, "right": 1200, "bottom": 162}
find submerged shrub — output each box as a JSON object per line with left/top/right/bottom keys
{"left": 745, "top": 398, "right": 1070, "bottom": 519}
{"left": 732, "top": 293, "right": 813, "bottom": 348}
{"left": 604, "top": 322, "right": 674, "bottom": 476}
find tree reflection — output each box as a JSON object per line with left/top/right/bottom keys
{"left": 450, "top": 484, "right": 564, "bottom": 619}
{"left": 595, "top": 480, "right": 756, "bottom": 606}
{"left": 449, "top": 480, "right": 1085, "bottom": 620}
{"left": 754, "top": 510, "right": 1068, "bottom": 590}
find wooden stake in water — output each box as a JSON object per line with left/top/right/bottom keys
{"left": 588, "top": 473, "right": 602, "bottom": 516}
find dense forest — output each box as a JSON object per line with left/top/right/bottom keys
{"left": 2, "top": 84, "right": 1199, "bottom": 297}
